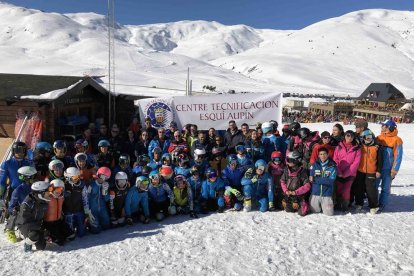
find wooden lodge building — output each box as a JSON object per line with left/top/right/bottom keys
{"left": 308, "top": 83, "right": 412, "bottom": 122}
{"left": 0, "top": 73, "right": 136, "bottom": 141}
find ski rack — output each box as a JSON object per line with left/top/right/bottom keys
{"left": 0, "top": 112, "right": 31, "bottom": 167}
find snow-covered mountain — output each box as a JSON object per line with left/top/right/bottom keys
{"left": 0, "top": 2, "right": 414, "bottom": 96}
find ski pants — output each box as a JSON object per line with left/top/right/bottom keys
{"left": 200, "top": 197, "right": 224, "bottom": 213}
{"left": 19, "top": 225, "right": 46, "bottom": 250}
{"left": 309, "top": 195, "right": 334, "bottom": 216}
{"left": 150, "top": 199, "right": 170, "bottom": 217}
{"left": 243, "top": 184, "right": 269, "bottom": 212}
{"left": 335, "top": 177, "right": 354, "bottom": 202}
{"left": 64, "top": 212, "right": 86, "bottom": 237}
{"left": 376, "top": 169, "right": 392, "bottom": 209}
{"left": 90, "top": 207, "right": 110, "bottom": 234}
{"left": 44, "top": 220, "right": 74, "bottom": 243}
{"left": 355, "top": 171, "right": 379, "bottom": 208}
{"left": 282, "top": 195, "right": 309, "bottom": 216}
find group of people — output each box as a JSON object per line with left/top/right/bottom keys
{"left": 0, "top": 117, "right": 403, "bottom": 252}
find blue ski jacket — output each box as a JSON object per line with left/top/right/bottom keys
{"left": 309, "top": 158, "right": 337, "bottom": 197}
{"left": 0, "top": 157, "right": 32, "bottom": 190}
{"left": 222, "top": 166, "right": 244, "bottom": 189}
{"left": 124, "top": 186, "right": 149, "bottom": 217}
{"left": 8, "top": 183, "right": 30, "bottom": 212}
{"left": 148, "top": 183, "right": 173, "bottom": 203}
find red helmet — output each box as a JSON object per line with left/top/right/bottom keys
{"left": 271, "top": 151, "right": 282, "bottom": 160}
{"left": 97, "top": 167, "right": 111, "bottom": 180}
{"left": 159, "top": 166, "right": 173, "bottom": 180}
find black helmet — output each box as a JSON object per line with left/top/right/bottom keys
{"left": 289, "top": 122, "right": 301, "bottom": 135}
{"left": 286, "top": 150, "right": 302, "bottom": 165}
{"left": 269, "top": 120, "right": 278, "bottom": 131}
{"left": 141, "top": 165, "right": 152, "bottom": 176}
{"left": 298, "top": 128, "right": 311, "bottom": 139}
{"left": 119, "top": 154, "right": 130, "bottom": 168}
{"left": 12, "top": 141, "right": 27, "bottom": 157}
{"left": 137, "top": 154, "right": 150, "bottom": 166}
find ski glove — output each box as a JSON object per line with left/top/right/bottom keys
{"left": 225, "top": 187, "right": 244, "bottom": 201}
{"left": 101, "top": 182, "right": 109, "bottom": 196}
{"left": 251, "top": 176, "right": 258, "bottom": 183}
{"left": 85, "top": 208, "right": 97, "bottom": 227}
{"left": 244, "top": 168, "right": 254, "bottom": 179}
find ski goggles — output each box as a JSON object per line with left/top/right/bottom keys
{"left": 235, "top": 145, "right": 245, "bottom": 152}
{"left": 52, "top": 163, "right": 64, "bottom": 171}
{"left": 286, "top": 158, "right": 298, "bottom": 164}
{"left": 256, "top": 165, "right": 265, "bottom": 171}
{"left": 48, "top": 186, "right": 64, "bottom": 193}
{"left": 97, "top": 174, "right": 109, "bottom": 181}
{"left": 149, "top": 174, "right": 160, "bottom": 180}
{"left": 207, "top": 172, "right": 217, "bottom": 179}
{"left": 76, "top": 154, "right": 87, "bottom": 162}
{"left": 272, "top": 157, "right": 281, "bottom": 162}
{"left": 190, "top": 170, "right": 199, "bottom": 176}
{"left": 116, "top": 179, "right": 128, "bottom": 186}
{"left": 363, "top": 135, "right": 374, "bottom": 142}
{"left": 70, "top": 175, "right": 81, "bottom": 183}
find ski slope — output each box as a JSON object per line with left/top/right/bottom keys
{"left": 0, "top": 122, "right": 413, "bottom": 275}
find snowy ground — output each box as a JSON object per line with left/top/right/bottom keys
{"left": 0, "top": 123, "right": 413, "bottom": 276}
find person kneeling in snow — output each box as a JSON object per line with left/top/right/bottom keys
{"left": 16, "top": 181, "right": 50, "bottom": 252}
{"left": 309, "top": 148, "right": 337, "bottom": 216}
{"left": 125, "top": 176, "right": 150, "bottom": 225}
{"left": 85, "top": 167, "right": 111, "bottom": 233}
{"left": 200, "top": 167, "right": 225, "bottom": 213}
{"left": 148, "top": 171, "right": 175, "bottom": 221}
{"left": 43, "top": 179, "right": 74, "bottom": 245}
{"left": 108, "top": 172, "right": 129, "bottom": 226}
{"left": 172, "top": 175, "right": 197, "bottom": 218}
{"left": 280, "top": 151, "right": 311, "bottom": 216}
{"left": 241, "top": 160, "right": 274, "bottom": 212}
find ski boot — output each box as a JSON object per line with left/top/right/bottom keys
{"left": 243, "top": 198, "right": 252, "bottom": 212}
{"left": 5, "top": 229, "right": 17, "bottom": 243}
{"left": 23, "top": 242, "right": 33, "bottom": 253}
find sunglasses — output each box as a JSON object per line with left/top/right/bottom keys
{"left": 345, "top": 134, "right": 354, "bottom": 138}
{"left": 322, "top": 136, "right": 331, "bottom": 139}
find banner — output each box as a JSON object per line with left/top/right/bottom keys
{"left": 138, "top": 92, "right": 282, "bottom": 130}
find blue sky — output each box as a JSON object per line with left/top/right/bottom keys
{"left": 5, "top": 0, "right": 414, "bottom": 29}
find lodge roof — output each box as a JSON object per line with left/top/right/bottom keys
{"left": 358, "top": 83, "right": 406, "bottom": 102}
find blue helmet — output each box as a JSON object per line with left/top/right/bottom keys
{"left": 35, "top": 141, "right": 52, "bottom": 154}
{"left": 255, "top": 159, "right": 267, "bottom": 171}
{"left": 98, "top": 140, "right": 110, "bottom": 147}
{"left": 205, "top": 167, "right": 217, "bottom": 178}
{"left": 227, "top": 154, "right": 238, "bottom": 165}
{"left": 381, "top": 119, "right": 397, "bottom": 131}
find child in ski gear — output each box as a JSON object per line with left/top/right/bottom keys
{"left": 187, "top": 166, "right": 202, "bottom": 213}
{"left": 63, "top": 167, "right": 88, "bottom": 237}
{"left": 174, "top": 154, "right": 191, "bottom": 178}
{"left": 235, "top": 144, "right": 253, "bottom": 173}
{"left": 222, "top": 154, "right": 244, "bottom": 190}
{"left": 191, "top": 148, "right": 209, "bottom": 178}
{"left": 241, "top": 160, "right": 274, "bottom": 212}
{"left": 160, "top": 166, "right": 175, "bottom": 188}
{"left": 131, "top": 154, "right": 150, "bottom": 179}
{"left": 74, "top": 153, "right": 96, "bottom": 183}
{"left": 125, "top": 176, "right": 150, "bottom": 225}
{"left": 280, "top": 151, "right": 311, "bottom": 216}
{"left": 85, "top": 167, "right": 111, "bottom": 233}
{"left": 5, "top": 166, "right": 37, "bottom": 243}
{"left": 148, "top": 171, "right": 174, "bottom": 221}
{"left": 33, "top": 141, "right": 52, "bottom": 181}
{"left": 245, "top": 129, "right": 265, "bottom": 163}
{"left": 173, "top": 175, "right": 197, "bottom": 217}
{"left": 261, "top": 122, "right": 281, "bottom": 162}
{"left": 43, "top": 179, "right": 74, "bottom": 245}
{"left": 296, "top": 127, "right": 320, "bottom": 170}
{"left": 309, "top": 131, "right": 335, "bottom": 165}
{"left": 51, "top": 140, "right": 75, "bottom": 168}
{"left": 109, "top": 172, "right": 129, "bottom": 226}
{"left": 200, "top": 167, "right": 225, "bottom": 213}
{"left": 333, "top": 130, "right": 361, "bottom": 212}
{"left": 268, "top": 151, "right": 285, "bottom": 209}
{"left": 309, "top": 148, "right": 337, "bottom": 216}
{"left": 376, "top": 119, "right": 403, "bottom": 211}
{"left": 148, "top": 147, "right": 163, "bottom": 171}
{"left": 95, "top": 140, "right": 115, "bottom": 169}
{"left": 16, "top": 181, "right": 50, "bottom": 252}
{"left": 355, "top": 129, "right": 382, "bottom": 214}
{"left": 161, "top": 153, "right": 173, "bottom": 168}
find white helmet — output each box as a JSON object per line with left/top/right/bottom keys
{"left": 50, "top": 179, "right": 65, "bottom": 189}
{"left": 17, "top": 166, "right": 37, "bottom": 184}
{"left": 64, "top": 167, "right": 81, "bottom": 186}
{"left": 49, "top": 179, "right": 65, "bottom": 198}
{"left": 194, "top": 148, "right": 206, "bottom": 160}
{"left": 48, "top": 159, "right": 64, "bottom": 171}
{"left": 31, "top": 181, "right": 50, "bottom": 202}
{"left": 261, "top": 122, "right": 273, "bottom": 134}
{"left": 115, "top": 171, "right": 128, "bottom": 190}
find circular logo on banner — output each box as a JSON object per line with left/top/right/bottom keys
{"left": 146, "top": 101, "right": 174, "bottom": 128}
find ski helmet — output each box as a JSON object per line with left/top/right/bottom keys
{"left": 53, "top": 140, "right": 66, "bottom": 157}
{"left": 255, "top": 159, "right": 267, "bottom": 171}
{"left": 48, "top": 159, "right": 64, "bottom": 174}
{"left": 235, "top": 144, "right": 245, "bottom": 153}
{"left": 261, "top": 122, "right": 273, "bottom": 134}
{"left": 141, "top": 165, "right": 151, "bottom": 176}
{"left": 136, "top": 175, "right": 149, "bottom": 191}
{"left": 159, "top": 166, "right": 173, "bottom": 180}
{"left": 194, "top": 148, "right": 206, "bottom": 160}
{"left": 190, "top": 165, "right": 199, "bottom": 176}
{"left": 65, "top": 167, "right": 81, "bottom": 186}
{"left": 98, "top": 140, "right": 110, "bottom": 148}
{"left": 74, "top": 153, "right": 88, "bottom": 168}
{"left": 174, "top": 175, "right": 187, "bottom": 188}
{"left": 361, "top": 129, "right": 375, "bottom": 145}
{"left": 49, "top": 179, "right": 65, "bottom": 198}
{"left": 149, "top": 171, "right": 161, "bottom": 186}
{"left": 115, "top": 171, "right": 128, "bottom": 190}
{"left": 137, "top": 154, "right": 150, "bottom": 166}
{"left": 269, "top": 120, "right": 278, "bottom": 131}
{"left": 12, "top": 141, "right": 27, "bottom": 157}
{"left": 162, "top": 153, "right": 171, "bottom": 162}
{"left": 35, "top": 142, "right": 52, "bottom": 155}
{"left": 178, "top": 153, "right": 189, "bottom": 165}
{"left": 271, "top": 151, "right": 282, "bottom": 162}
{"left": 119, "top": 154, "right": 130, "bottom": 169}
{"left": 298, "top": 128, "right": 311, "bottom": 139}
{"left": 18, "top": 166, "right": 37, "bottom": 184}
{"left": 211, "top": 147, "right": 222, "bottom": 157}
{"left": 152, "top": 147, "right": 162, "bottom": 155}
{"left": 286, "top": 151, "right": 302, "bottom": 165}
{"left": 31, "top": 181, "right": 50, "bottom": 202}
{"left": 227, "top": 154, "right": 238, "bottom": 165}
{"left": 289, "top": 122, "right": 301, "bottom": 135}
{"left": 96, "top": 167, "right": 111, "bottom": 181}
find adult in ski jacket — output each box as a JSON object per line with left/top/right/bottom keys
{"left": 0, "top": 157, "right": 32, "bottom": 192}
